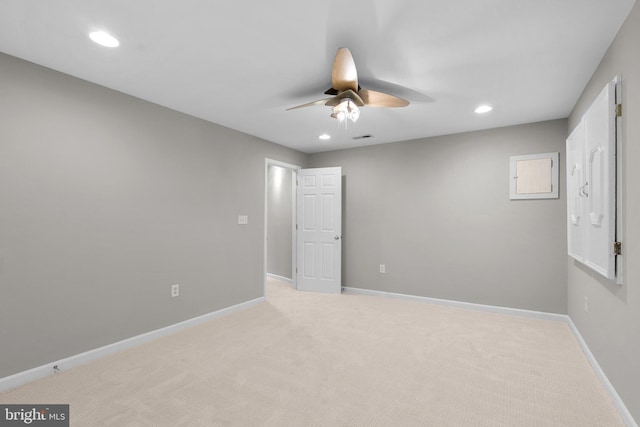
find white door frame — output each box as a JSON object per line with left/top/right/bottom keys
{"left": 263, "top": 158, "right": 300, "bottom": 295}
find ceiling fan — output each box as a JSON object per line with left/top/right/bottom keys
{"left": 287, "top": 47, "right": 409, "bottom": 124}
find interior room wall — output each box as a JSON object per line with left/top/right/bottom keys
{"left": 309, "top": 119, "right": 568, "bottom": 314}
{"left": 566, "top": 2, "right": 640, "bottom": 421}
{"left": 0, "top": 52, "right": 308, "bottom": 378}
{"left": 267, "top": 165, "right": 293, "bottom": 279}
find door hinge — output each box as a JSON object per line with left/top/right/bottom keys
{"left": 614, "top": 241, "right": 622, "bottom": 255}
{"left": 296, "top": 224, "right": 298, "bottom": 230}
{"left": 616, "top": 104, "right": 622, "bottom": 117}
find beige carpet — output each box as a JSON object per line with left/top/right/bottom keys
{"left": 0, "top": 278, "right": 623, "bottom": 426}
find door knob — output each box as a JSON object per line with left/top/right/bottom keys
{"left": 334, "top": 235, "right": 340, "bottom": 240}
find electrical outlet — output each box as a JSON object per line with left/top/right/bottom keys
{"left": 171, "top": 284, "right": 180, "bottom": 298}
{"left": 584, "top": 296, "right": 588, "bottom": 312}
{"left": 379, "top": 264, "right": 386, "bottom": 274}
{"left": 238, "top": 215, "right": 248, "bottom": 225}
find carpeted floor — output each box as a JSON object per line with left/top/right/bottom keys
{"left": 0, "top": 278, "right": 624, "bottom": 426}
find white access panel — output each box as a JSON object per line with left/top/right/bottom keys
{"left": 510, "top": 152, "right": 559, "bottom": 199}
{"left": 296, "top": 167, "right": 342, "bottom": 294}
{"left": 566, "top": 78, "right": 619, "bottom": 282}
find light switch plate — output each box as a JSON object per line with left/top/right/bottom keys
{"left": 238, "top": 215, "right": 248, "bottom": 225}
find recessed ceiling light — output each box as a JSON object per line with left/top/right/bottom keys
{"left": 89, "top": 31, "right": 120, "bottom": 48}
{"left": 319, "top": 134, "right": 331, "bottom": 140}
{"left": 475, "top": 105, "right": 493, "bottom": 114}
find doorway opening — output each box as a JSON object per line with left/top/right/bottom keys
{"left": 263, "top": 158, "right": 299, "bottom": 295}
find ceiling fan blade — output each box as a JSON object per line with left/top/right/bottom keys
{"left": 286, "top": 99, "right": 333, "bottom": 110}
{"left": 324, "top": 89, "right": 365, "bottom": 107}
{"left": 359, "top": 89, "right": 410, "bottom": 107}
{"left": 331, "top": 47, "right": 358, "bottom": 93}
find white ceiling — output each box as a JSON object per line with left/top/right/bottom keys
{"left": 0, "top": 0, "right": 635, "bottom": 153}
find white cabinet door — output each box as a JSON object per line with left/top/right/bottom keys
{"left": 583, "top": 81, "right": 617, "bottom": 279}
{"left": 296, "top": 167, "right": 342, "bottom": 293}
{"left": 566, "top": 121, "right": 586, "bottom": 261}
{"left": 566, "top": 79, "right": 619, "bottom": 282}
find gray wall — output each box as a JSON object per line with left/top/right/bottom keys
{"left": 567, "top": 2, "right": 640, "bottom": 421}
{"left": 309, "top": 120, "right": 568, "bottom": 314}
{"left": 267, "top": 165, "right": 293, "bottom": 279}
{"left": 0, "top": 52, "right": 307, "bottom": 378}
{"left": 3, "top": 11, "right": 638, "bottom": 417}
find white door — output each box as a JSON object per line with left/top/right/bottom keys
{"left": 296, "top": 167, "right": 342, "bottom": 293}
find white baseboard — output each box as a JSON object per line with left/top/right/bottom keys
{"left": 343, "top": 286, "right": 637, "bottom": 427}
{"left": 343, "top": 286, "right": 567, "bottom": 322}
{"left": 267, "top": 273, "right": 292, "bottom": 284}
{"left": 567, "top": 318, "right": 638, "bottom": 427}
{"left": 0, "top": 296, "right": 265, "bottom": 393}
{"left": 3, "top": 286, "right": 636, "bottom": 427}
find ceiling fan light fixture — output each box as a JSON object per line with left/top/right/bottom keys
{"left": 331, "top": 98, "right": 360, "bottom": 124}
